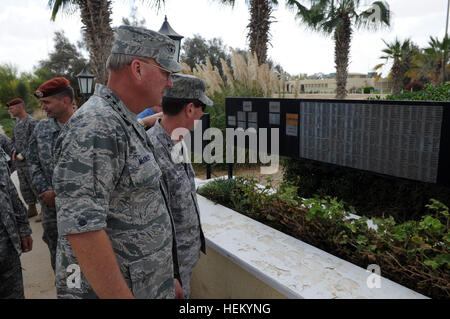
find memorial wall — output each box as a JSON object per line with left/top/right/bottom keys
{"left": 225, "top": 97, "right": 450, "bottom": 186}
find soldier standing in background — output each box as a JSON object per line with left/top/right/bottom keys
{"left": 27, "top": 77, "right": 75, "bottom": 272}
{"left": 52, "top": 25, "right": 185, "bottom": 299}
{"left": 0, "top": 148, "right": 33, "bottom": 299}
{"left": 6, "top": 98, "right": 39, "bottom": 218}
{"left": 146, "top": 74, "right": 210, "bottom": 298}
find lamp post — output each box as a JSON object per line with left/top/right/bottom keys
{"left": 158, "top": 16, "right": 183, "bottom": 62}
{"left": 76, "top": 66, "right": 95, "bottom": 103}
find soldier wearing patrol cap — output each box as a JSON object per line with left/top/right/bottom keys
{"left": 52, "top": 25, "right": 185, "bottom": 299}
{"left": 146, "top": 73, "right": 212, "bottom": 298}
{"left": 27, "top": 77, "right": 75, "bottom": 272}
{"left": 6, "top": 98, "right": 39, "bottom": 219}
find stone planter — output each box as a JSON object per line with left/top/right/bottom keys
{"left": 191, "top": 178, "right": 428, "bottom": 299}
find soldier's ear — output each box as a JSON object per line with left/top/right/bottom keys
{"left": 130, "top": 59, "right": 142, "bottom": 80}
{"left": 63, "top": 96, "right": 71, "bottom": 105}
{"left": 185, "top": 102, "right": 195, "bottom": 118}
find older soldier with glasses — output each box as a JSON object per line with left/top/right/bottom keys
{"left": 52, "top": 25, "right": 185, "bottom": 299}
{"left": 145, "top": 74, "right": 211, "bottom": 298}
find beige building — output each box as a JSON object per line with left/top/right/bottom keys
{"left": 286, "top": 73, "right": 393, "bottom": 95}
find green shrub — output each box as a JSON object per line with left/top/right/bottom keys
{"left": 385, "top": 82, "right": 450, "bottom": 101}
{"left": 363, "top": 86, "right": 374, "bottom": 94}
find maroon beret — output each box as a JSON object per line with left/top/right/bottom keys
{"left": 34, "top": 77, "right": 71, "bottom": 98}
{"left": 6, "top": 98, "right": 24, "bottom": 107}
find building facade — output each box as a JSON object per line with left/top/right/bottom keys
{"left": 286, "top": 73, "right": 393, "bottom": 95}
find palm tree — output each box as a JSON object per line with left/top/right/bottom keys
{"left": 47, "top": 0, "right": 164, "bottom": 84}
{"left": 217, "top": 0, "right": 278, "bottom": 65}
{"left": 424, "top": 35, "right": 450, "bottom": 84}
{"left": 286, "top": 0, "right": 391, "bottom": 99}
{"left": 373, "top": 38, "right": 418, "bottom": 94}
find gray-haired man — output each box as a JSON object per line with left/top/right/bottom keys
{"left": 146, "top": 74, "right": 211, "bottom": 298}
{"left": 52, "top": 25, "right": 184, "bottom": 299}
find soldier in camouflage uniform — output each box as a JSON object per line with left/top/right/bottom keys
{"left": 146, "top": 74, "right": 210, "bottom": 298}
{"left": 0, "top": 132, "right": 14, "bottom": 172}
{"left": 6, "top": 98, "right": 39, "bottom": 218}
{"left": 0, "top": 148, "right": 33, "bottom": 299}
{"left": 52, "top": 25, "right": 185, "bottom": 299}
{"left": 27, "top": 77, "right": 75, "bottom": 272}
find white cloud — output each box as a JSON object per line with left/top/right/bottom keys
{"left": 0, "top": 0, "right": 83, "bottom": 73}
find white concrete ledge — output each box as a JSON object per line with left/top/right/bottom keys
{"left": 195, "top": 177, "right": 428, "bottom": 299}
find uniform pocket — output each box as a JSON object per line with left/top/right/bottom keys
{"left": 127, "top": 153, "right": 161, "bottom": 189}
{"left": 128, "top": 248, "right": 174, "bottom": 299}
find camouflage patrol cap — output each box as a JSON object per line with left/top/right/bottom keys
{"left": 164, "top": 74, "right": 213, "bottom": 106}
{"left": 111, "top": 25, "right": 185, "bottom": 73}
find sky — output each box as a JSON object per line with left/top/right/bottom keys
{"left": 0, "top": 0, "right": 448, "bottom": 77}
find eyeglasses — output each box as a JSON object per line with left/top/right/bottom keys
{"left": 137, "top": 59, "right": 172, "bottom": 80}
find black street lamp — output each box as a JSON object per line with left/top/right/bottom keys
{"left": 76, "top": 66, "right": 95, "bottom": 103}
{"left": 158, "top": 16, "right": 183, "bottom": 62}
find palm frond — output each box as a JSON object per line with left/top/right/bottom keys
{"left": 286, "top": 0, "right": 331, "bottom": 34}
{"left": 138, "top": 0, "right": 166, "bottom": 12}
{"left": 373, "top": 63, "right": 385, "bottom": 70}
{"left": 48, "top": 0, "right": 72, "bottom": 21}
{"left": 214, "top": 0, "right": 236, "bottom": 8}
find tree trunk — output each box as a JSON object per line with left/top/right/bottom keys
{"left": 248, "top": 0, "right": 272, "bottom": 65}
{"left": 437, "top": 59, "right": 444, "bottom": 84}
{"left": 334, "top": 15, "right": 352, "bottom": 99}
{"left": 391, "top": 62, "right": 403, "bottom": 94}
{"left": 77, "top": 0, "right": 114, "bottom": 85}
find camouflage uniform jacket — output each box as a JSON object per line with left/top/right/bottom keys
{"left": 0, "top": 133, "right": 14, "bottom": 172}
{"left": 147, "top": 120, "right": 206, "bottom": 259}
{"left": 52, "top": 84, "right": 175, "bottom": 299}
{"left": 0, "top": 149, "right": 32, "bottom": 255}
{"left": 11, "top": 114, "right": 38, "bottom": 168}
{"left": 0, "top": 133, "right": 13, "bottom": 157}
{"left": 27, "top": 118, "right": 62, "bottom": 195}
